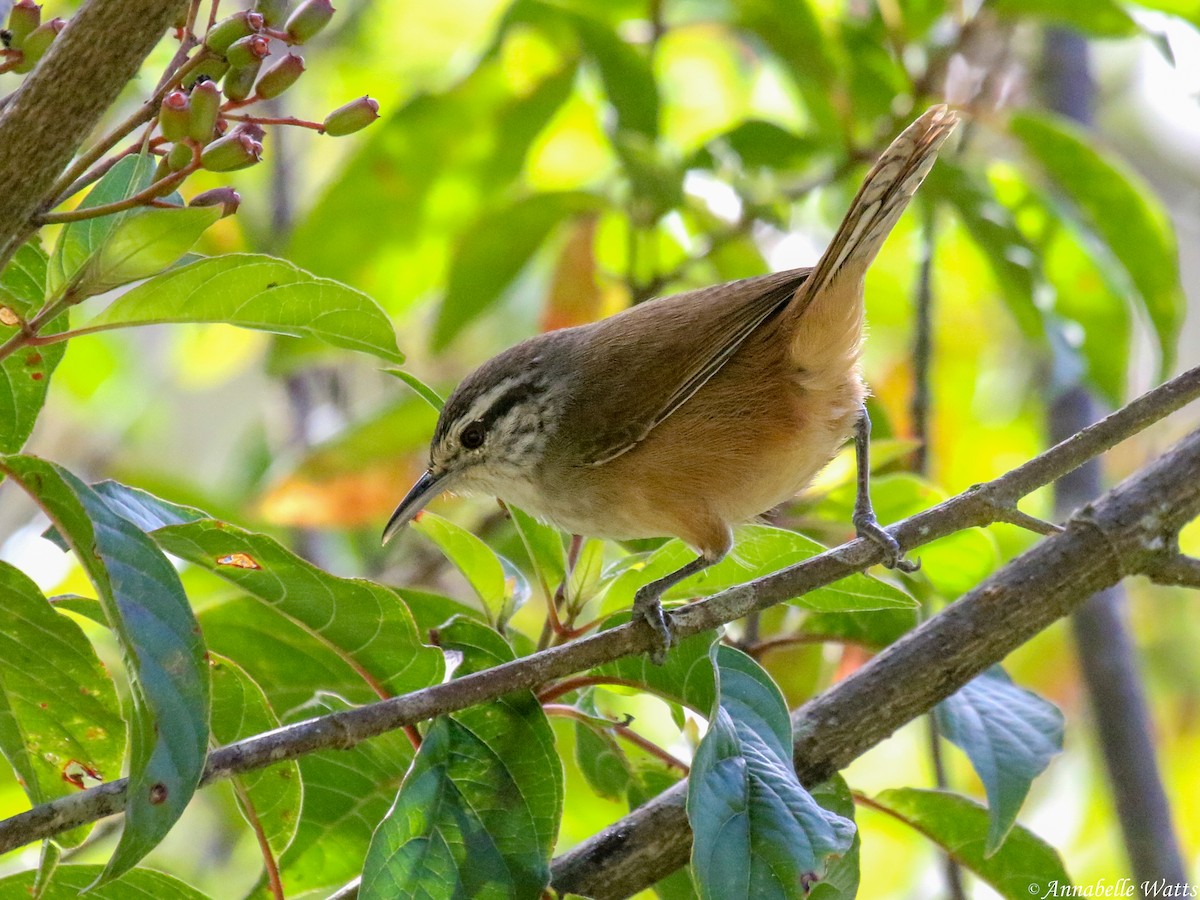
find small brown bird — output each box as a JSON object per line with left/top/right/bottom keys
{"left": 385, "top": 105, "right": 959, "bottom": 658}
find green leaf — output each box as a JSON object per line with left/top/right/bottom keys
{"left": 151, "top": 519, "right": 444, "bottom": 698}
{"left": 1009, "top": 111, "right": 1184, "bottom": 375}
{"left": 864, "top": 788, "right": 1071, "bottom": 899}
{"left": 807, "top": 777, "right": 860, "bottom": 900}
{"left": 412, "top": 511, "right": 520, "bottom": 628}
{"left": 506, "top": 504, "right": 566, "bottom": 600}
{"left": 435, "top": 191, "right": 602, "bottom": 348}
{"left": 384, "top": 367, "right": 445, "bottom": 411}
{"left": 0, "top": 562, "right": 123, "bottom": 847}
{"left": 0, "top": 456, "right": 210, "bottom": 884}
{"left": 603, "top": 525, "right": 916, "bottom": 617}
{"left": 991, "top": 0, "right": 1139, "bottom": 36}
{"left": 0, "top": 242, "right": 64, "bottom": 453}
{"left": 79, "top": 254, "right": 404, "bottom": 364}
{"left": 0, "top": 864, "right": 211, "bottom": 899}
{"left": 935, "top": 666, "right": 1064, "bottom": 853}
{"left": 690, "top": 120, "right": 822, "bottom": 171}
{"left": 593, "top": 624, "right": 717, "bottom": 714}
{"left": 569, "top": 11, "right": 657, "bottom": 138}
{"left": 573, "top": 690, "right": 633, "bottom": 801}
{"left": 48, "top": 155, "right": 156, "bottom": 296}
{"left": 84, "top": 205, "right": 222, "bottom": 294}
{"left": 361, "top": 618, "right": 563, "bottom": 900}
{"left": 209, "top": 653, "right": 302, "bottom": 860}
{"left": 688, "top": 645, "right": 855, "bottom": 898}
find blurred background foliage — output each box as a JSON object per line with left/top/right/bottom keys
{"left": 2, "top": 0, "right": 1200, "bottom": 896}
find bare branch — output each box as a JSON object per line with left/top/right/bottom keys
{"left": 1, "top": 362, "right": 1200, "bottom": 855}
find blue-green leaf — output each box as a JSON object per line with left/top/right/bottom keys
{"left": 0, "top": 456, "right": 209, "bottom": 884}
{"left": 935, "top": 666, "right": 1064, "bottom": 853}
{"left": 361, "top": 618, "right": 563, "bottom": 900}
{"left": 688, "top": 645, "right": 855, "bottom": 898}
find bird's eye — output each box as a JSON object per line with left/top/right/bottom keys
{"left": 460, "top": 421, "right": 486, "bottom": 450}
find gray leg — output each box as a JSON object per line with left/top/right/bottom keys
{"left": 632, "top": 555, "right": 715, "bottom": 664}
{"left": 852, "top": 405, "right": 918, "bottom": 572}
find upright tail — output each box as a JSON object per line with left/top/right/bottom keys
{"left": 795, "top": 105, "right": 959, "bottom": 311}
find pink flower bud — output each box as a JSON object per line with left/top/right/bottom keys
{"left": 201, "top": 130, "right": 264, "bottom": 172}
{"left": 189, "top": 187, "right": 242, "bottom": 217}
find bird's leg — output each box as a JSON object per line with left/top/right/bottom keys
{"left": 852, "top": 404, "right": 919, "bottom": 572}
{"left": 632, "top": 554, "right": 717, "bottom": 665}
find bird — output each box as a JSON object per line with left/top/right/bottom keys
{"left": 384, "top": 104, "right": 959, "bottom": 661}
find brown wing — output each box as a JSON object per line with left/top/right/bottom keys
{"left": 550, "top": 268, "right": 811, "bottom": 467}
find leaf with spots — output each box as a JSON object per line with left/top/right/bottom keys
{"left": 77, "top": 254, "right": 404, "bottom": 363}
{"left": 0, "top": 242, "right": 65, "bottom": 453}
{"left": 0, "top": 456, "right": 209, "bottom": 885}
{"left": 0, "top": 562, "right": 123, "bottom": 848}
{"left": 152, "top": 519, "right": 444, "bottom": 699}
{"left": 209, "top": 653, "right": 302, "bottom": 861}
{"left": 361, "top": 618, "right": 563, "bottom": 900}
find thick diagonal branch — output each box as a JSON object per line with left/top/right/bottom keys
{"left": 0, "top": 0, "right": 188, "bottom": 266}
{"left": 550, "top": 423, "right": 1200, "bottom": 899}
{"left": 1, "top": 364, "right": 1199, "bottom": 856}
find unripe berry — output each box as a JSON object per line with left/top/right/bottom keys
{"left": 225, "top": 33, "right": 270, "bottom": 68}
{"left": 322, "top": 95, "right": 379, "bottom": 136}
{"left": 254, "top": 52, "right": 304, "bottom": 99}
{"left": 12, "top": 17, "right": 62, "bottom": 73}
{"left": 254, "top": 0, "right": 290, "bottom": 27}
{"left": 188, "top": 79, "right": 222, "bottom": 142}
{"left": 167, "top": 141, "right": 194, "bottom": 172}
{"left": 6, "top": 1, "right": 41, "bottom": 51}
{"left": 285, "top": 0, "right": 333, "bottom": 44}
{"left": 204, "top": 10, "right": 264, "bottom": 55}
{"left": 201, "top": 128, "right": 264, "bottom": 172}
{"left": 222, "top": 62, "right": 261, "bottom": 102}
{"left": 159, "top": 91, "right": 191, "bottom": 142}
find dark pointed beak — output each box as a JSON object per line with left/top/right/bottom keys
{"left": 382, "top": 469, "right": 447, "bottom": 545}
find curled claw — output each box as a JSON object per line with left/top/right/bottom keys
{"left": 633, "top": 586, "right": 673, "bottom": 665}
{"left": 853, "top": 512, "right": 920, "bottom": 573}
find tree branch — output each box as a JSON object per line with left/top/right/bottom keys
{"left": 551, "top": 416, "right": 1200, "bottom": 898}
{"left": 2, "top": 362, "right": 1200, "bottom": 855}
{"left": 0, "top": 0, "right": 189, "bottom": 268}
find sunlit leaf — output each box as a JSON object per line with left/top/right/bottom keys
{"left": 209, "top": 653, "right": 302, "bottom": 861}
{"left": 48, "top": 155, "right": 155, "bottom": 296}
{"left": 991, "top": 0, "right": 1138, "bottom": 35}
{"left": 602, "top": 525, "right": 916, "bottom": 617}
{"left": 689, "top": 646, "right": 855, "bottom": 898}
{"left": 80, "top": 254, "right": 404, "bottom": 364}
{"left": 0, "top": 456, "right": 209, "bottom": 884}
{"left": 935, "top": 667, "right": 1064, "bottom": 853}
{"left": 0, "top": 562, "right": 123, "bottom": 848}
{"left": 0, "top": 242, "right": 64, "bottom": 453}
{"left": 411, "top": 510, "right": 515, "bottom": 626}
{"left": 0, "top": 864, "right": 210, "bottom": 898}
{"left": 862, "top": 788, "right": 1071, "bottom": 899}
{"left": 435, "top": 191, "right": 603, "bottom": 348}
{"left": 361, "top": 618, "right": 562, "bottom": 899}
{"left": 1009, "top": 111, "right": 1183, "bottom": 375}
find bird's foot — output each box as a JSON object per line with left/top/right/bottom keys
{"left": 632, "top": 586, "right": 673, "bottom": 665}
{"left": 853, "top": 511, "right": 920, "bottom": 573}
